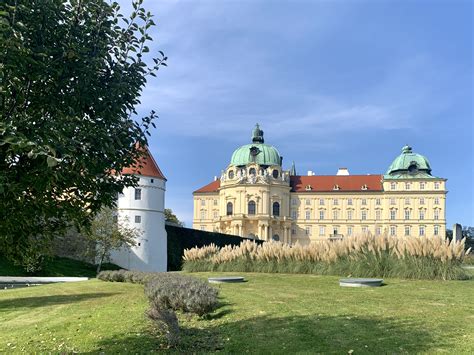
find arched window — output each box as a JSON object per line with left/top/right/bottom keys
{"left": 272, "top": 202, "right": 280, "bottom": 216}
{"left": 272, "top": 234, "right": 280, "bottom": 241}
{"left": 226, "top": 202, "right": 233, "bottom": 216}
{"left": 228, "top": 170, "right": 234, "bottom": 179}
{"left": 272, "top": 169, "right": 279, "bottom": 179}
{"left": 248, "top": 200, "right": 256, "bottom": 215}
{"left": 249, "top": 168, "right": 256, "bottom": 176}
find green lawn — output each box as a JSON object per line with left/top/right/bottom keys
{"left": 0, "top": 273, "right": 473, "bottom": 353}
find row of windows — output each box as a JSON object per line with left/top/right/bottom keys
{"left": 389, "top": 181, "right": 441, "bottom": 190}
{"left": 227, "top": 168, "right": 280, "bottom": 179}
{"left": 225, "top": 201, "right": 280, "bottom": 217}
{"left": 294, "top": 225, "right": 441, "bottom": 237}
{"left": 291, "top": 208, "right": 442, "bottom": 221}
{"left": 291, "top": 197, "right": 441, "bottom": 206}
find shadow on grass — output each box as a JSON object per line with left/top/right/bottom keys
{"left": 92, "top": 313, "right": 445, "bottom": 353}
{"left": 0, "top": 292, "right": 118, "bottom": 311}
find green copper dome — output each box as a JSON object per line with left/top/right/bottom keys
{"left": 385, "top": 145, "right": 432, "bottom": 177}
{"left": 230, "top": 124, "right": 282, "bottom": 166}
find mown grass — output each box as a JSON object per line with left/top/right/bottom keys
{"left": 0, "top": 255, "right": 120, "bottom": 277}
{"left": 0, "top": 273, "right": 473, "bottom": 353}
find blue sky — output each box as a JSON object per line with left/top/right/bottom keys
{"left": 118, "top": 0, "right": 473, "bottom": 227}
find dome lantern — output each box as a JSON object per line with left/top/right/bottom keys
{"left": 230, "top": 124, "right": 281, "bottom": 166}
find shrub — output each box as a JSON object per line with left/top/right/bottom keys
{"left": 144, "top": 273, "right": 219, "bottom": 316}
{"left": 97, "top": 270, "right": 220, "bottom": 347}
{"left": 182, "top": 235, "right": 471, "bottom": 280}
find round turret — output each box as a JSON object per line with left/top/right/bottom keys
{"left": 386, "top": 145, "right": 432, "bottom": 176}
{"left": 230, "top": 124, "right": 281, "bottom": 166}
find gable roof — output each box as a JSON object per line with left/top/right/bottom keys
{"left": 290, "top": 175, "right": 383, "bottom": 192}
{"left": 194, "top": 180, "right": 220, "bottom": 193}
{"left": 122, "top": 146, "right": 166, "bottom": 180}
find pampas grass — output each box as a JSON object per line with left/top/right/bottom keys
{"left": 183, "top": 235, "right": 471, "bottom": 280}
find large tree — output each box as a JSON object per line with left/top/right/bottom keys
{"left": 0, "top": 0, "right": 166, "bottom": 270}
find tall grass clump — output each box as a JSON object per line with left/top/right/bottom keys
{"left": 182, "top": 235, "right": 471, "bottom": 280}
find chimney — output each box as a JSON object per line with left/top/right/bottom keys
{"left": 336, "top": 168, "right": 349, "bottom": 176}
{"left": 307, "top": 170, "right": 314, "bottom": 176}
{"left": 214, "top": 176, "right": 218, "bottom": 181}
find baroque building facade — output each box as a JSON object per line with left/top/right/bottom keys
{"left": 193, "top": 125, "right": 446, "bottom": 243}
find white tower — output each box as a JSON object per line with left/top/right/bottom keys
{"left": 110, "top": 147, "right": 167, "bottom": 272}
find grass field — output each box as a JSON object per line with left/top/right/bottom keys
{"left": 1, "top": 273, "right": 473, "bottom": 353}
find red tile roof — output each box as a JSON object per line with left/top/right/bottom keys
{"left": 194, "top": 180, "right": 220, "bottom": 193}
{"left": 122, "top": 146, "right": 166, "bottom": 180}
{"left": 290, "top": 175, "right": 383, "bottom": 192}
{"left": 194, "top": 175, "right": 383, "bottom": 193}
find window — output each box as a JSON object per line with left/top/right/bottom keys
{"left": 419, "top": 209, "right": 425, "bottom": 220}
{"left": 291, "top": 210, "right": 298, "bottom": 219}
{"left": 376, "top": 198, "right": 381, "bottom": 206}
{"left": 405, "top": 182, "right": 411, "bottom": 190}
{"left": 419, "top": 226, "right": 425, "bottom": 236}
{"left": 249, "top": 168, "right": 256, "bottom": 175}
{"left": 347, "top": 226, "right": 353, "bottom": 236}
{"left": 200, "top": 199, "right": 205, "bottom": 206}
{"left": 405, "top": 226, "right": 410, "bottom": 236}
{"left": 319, "top": 210, "right": 325, "bottom": 220}
{"left": 150, "top": 178, "right": 154, "bottom": 183}
{"left": 434, "top": 209, "right": 439, "bottom": 220}
{"left": 361, "top": 198, "right": 367, "bottom": 206}
{"left": 361, "top": 184, "right": 368, "bottom": 190}
{"left": 291, "top": 227, "right": 296, "bottom": 235}
{"left": 292, "top": 198, "right": 297, "bottom": 206}
{"left": 272, "top": 202, "right": 280, "bottom": 216}
{"left": 390, "top": 210, "right": 396, "bottom": 220}
{"left": 390, "top": 226, "right": 396, "bottom": 236}
{"left": 228, "top": 170, "right": 234, "bottom": 179}
{"left": 319, "top": 226, "right": 325, "bottom": 236}
{"left": 333, "top": 184, "right": 340, "bottom": 190}
{"left": 434, "top": 225, "right": 440, "bottom": 236}
{"left": 200, "top": 211, "right": 206, "bottom": 219}
{"left": 375, "top": 210, "right": 381, "bottom": 220}
{"left": 391, "top": 182, "right": 396, "bottom": 190}
{"left": 213, "top": 210, "right": 218, "bottom": 219}
{"left": 404, "top": 209, "right": 410, "bottom": 220}
{"left": 305, "top": 210, "right": 311, "bottom": 220}
{"left": 200, "top": 226, "right": 205, "bottom": 231}
{"left": 376, "top": 226, "right": 382, "bottom": 236}
{"left": 348, "top": 198, "right": 353, "bottom": 206}
{"left": 305, "top": 185, "right": 312, "bottom": 191}
{"left": 362, "top": 226, "right": 368, "bottom": 234}
{"left": 319, "top": 198, "right": 325, "bottom": 205}
{"left": 405, "top": 198, "right": 410, "bottom": 205}
{"left": 226, "top": 202, "right": 233, "bottom": 216}
{"left": 390, "top": 198, "right": 396, "bottom": 205}
{"left": 333, "top": 227, "right": 338, "bottom": 235}
{"left": 248, "top": 200, "right": 256, "bottom": 215}
{"left": 214, "top": 199, "right": 218, "bottom": 206}
{"left": 347, "top": 210, "right": 353, "bottom": 220}
{"left": 333, "top": 210, "right": 338, "bottom": 220}
{"left": 272, "top": 234, "right": 280, "bottom": 241}
{"left": 361, "top": 210, "right": 367, "bottom": 220}
{"left": 420, "top": 182, "right": 425, "bottom": 190}
{"left": 306, "top": 199, "right": 311, "bottom": 206}
{"left": 333, "top": 199, "right": 339, "bottom": 206}
{"left": 305, "top": 226, "right": 311, "bottom": 236}
{"left": 272, "top": 169, "right": 279, "bottom": 179}
{"left": 134, "top": 188, "right": 142, "bottom": 200}
{"left": 434, "top": 182, "right": 440, "bottom": 190}
{"left": 434, "top": 197, "right": 440, "bottom": 205}
{"left": 135, "top": 215, "right": 141, "bottom": 223}
{"left": 420, "top": 197, "right": 425, "bottom": 205}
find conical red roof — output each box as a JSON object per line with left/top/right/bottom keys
{"left": 122, "top": 146, "right": 166, "bottom": 180}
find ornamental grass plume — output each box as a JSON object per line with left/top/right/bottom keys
{"left": 182, "top": 234, "right": 471, "bottom": 280}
